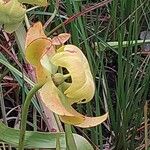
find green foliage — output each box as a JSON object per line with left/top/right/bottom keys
{"left": 0, "top": 122, "right": 93, "bottom": 150}
{"left": 0, "top": 0, "right": 150, "bottom": 149}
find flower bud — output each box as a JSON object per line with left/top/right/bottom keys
{"left": 52, "top": 73, "right": 64, "bottom": 86}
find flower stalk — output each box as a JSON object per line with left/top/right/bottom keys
{"left": 19, "top": 81, "right": 46, "bottom": 150}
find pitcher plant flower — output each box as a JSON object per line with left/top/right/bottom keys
{"left": 0, "top": 0, "right": 47, "bottom": 33}
{"left": 25, "top": 22, "right": 108, "bottom": 128}
{"left": 0, "top": 0, "right": 26, "bottom": 33}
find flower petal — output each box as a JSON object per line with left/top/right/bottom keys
{"left": 25, "top": 38, "right": 52, "bottom": 66}
{"left": 52, "top": 33, "right": 71, "bottom": 46}
{"left": 24, "top": 22, "right": 108, "bottom": 128}
{"left": 35, "top": 64, "right": 50, "bottom": 82}
{"left": 60, "top": 113, "right": 108, "bottom": 128}
{"left": 40, "top": 81, "right": 108, "bottom": 127}
{"left": 40, "top": 50, "right": 57, "bottom": 75}
{"left": 58, "top": 83, "right": 108, "bottom": 127}
{"left": 39, "top": 80, "right": 84, "bottom": 124}
{"left": 25, "top": 22, "right": 46, "bottom": 48}
{"left": 39, "top": 79, "right": 75, "bottom": 116}
{"left": 75, "top": 113, "right": 108, "bottom": 128}
{"left": 51, "top": 45, "right": 95, "bottom": 103}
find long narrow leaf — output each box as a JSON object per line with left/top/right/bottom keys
{"left": 0, "top": 122, "right": 94, "bottom": 150}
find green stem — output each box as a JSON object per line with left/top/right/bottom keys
{"left": 25, "top": 14, "right": 30, "bottom": 29}
{"left": 63, "top": 74, "right": 71, "bottom": 80}
{"left": 18, "top": 82, "right": 45, "bottom": 150}
{"left": 65, "top": 124, "right": 77, "bottom": 150}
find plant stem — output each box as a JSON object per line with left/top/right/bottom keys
{"left": 25, "top": 14, "right": 30, "bottom": 29}
{"left": 65, "top": 124, "right": 77, "bottom": 150}
{"left": 63, "top": 74, "right": 71, "bottom": 80}
{"left": 0, "top": 85, "right": 7, "bottom": 125}
{"left": 144, "top": 101, "right": 148, "bottom": 150}
{"left": 18, "top": 82, "right": 45, "bottom": 150}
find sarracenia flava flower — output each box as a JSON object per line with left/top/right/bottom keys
{"left": 0, "top": 0, "right": 47, "bottom": 33}
{"left": 25, "top": 22, "right": 108, "bottom": 128}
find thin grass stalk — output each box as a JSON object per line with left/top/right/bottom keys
{"left": 144, "top": 101, "right": 148, "bottom": 150}
{"left": 0, "top": 85, "right": 7, "bottom": 125}
{"left": 0, "top": 85, "right": 11, "bottom": 150}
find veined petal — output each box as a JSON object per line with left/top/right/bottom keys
{"left": 25, "top": 38, "right": 52, "bottom": 66}
{"left": 25, "top": 22, "right": 46, "bottom": 48}
{"left": 58, "top": 83, "right": 108, "bottom": 127}
{"left": 25, "top": 22, "right": 56, "bottom": 70}
{"left": 52, "top": 33, "right": 71, "bottom": 45}
{"left": 40, "top": 81, "right": 108, "bottom": 127}
{"left": 51, "top": 45, "right": 95, "bottom": 103}
{"left": 35, "top": 64, "right": 50, "bottom": 82}
{"left": 75, "top": 113, "right": 108, "bottom": 128}
{"left": 39, "top": 79, "right": 75, "bottom": 116}
{"left": 60, "top": 113, "right": 108, "bottom": 128}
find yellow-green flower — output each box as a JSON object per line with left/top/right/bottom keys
{"left": 0, "top": 0, "right": 26, "bottom": 33}
{"left": 0, "top": 0, "right": 47, "bottom": 33}
{"left": 25, "top": 22, "right": 108, "bottom": 128}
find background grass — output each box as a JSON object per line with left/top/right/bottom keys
{"left": 1, "top": 0, "right": 150, "bottom": 149}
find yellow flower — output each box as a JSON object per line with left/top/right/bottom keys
{"left": 25, "top": 22, "right": 108, "bottom": 128}
{"left": 51, "top": 45, "right": 95, "bottom": 103}
{"left": 0, "top": 0, "right": 26, "bottom": 33}
{"left": 0, "top": 0, "right": 47, "bottom": 33}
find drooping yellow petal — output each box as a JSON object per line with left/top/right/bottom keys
{"left": 39, "top": 80, "right": 87, "bottom": 125}
{"left": 25, "top": 38, "right": 52, "bottom": 66}
{"left": 51, "top": 45, "right": 95, "bottom": 103}
{"left": 60, "top": 113, "right": 108, "bottom": 128}
{"left": 74, "top": 113, "right": 108, "bottom": 128}
{"left": 25, "top": 22, "right": 46, "bottom": 48}
{"left": 59, "top": 113, "right": 85, "bottom": 125}
{"left": 35, "top": 64, "right": 50, "bottom": 82}
{"left": 19, "top": 0, "right": 47, "bottom": 6}
{"left": 58, "top": 83, "right": 108, "bottom": 127}
{"left": 43, "top": 87, "right": 108, "bottom": 127}
{"left": 39, "top": 79, "right": 75, "bottom": 116}
{"left": 25, "top": 22, "right": 55, "bottom": 70}
{"left": 40, "top": 79, "right": 108, "bottom": 127}
{"left": 52, "top": 33, "right": 71, "bottom": 45}
{"left": 38, "top": 77, "right": 84, "bottom": 124}
{"left": 0, "top": 0, "right": 26, "bottom": 33}
{"left": 25, "top": 22, "right": 55, "bottom": 82}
